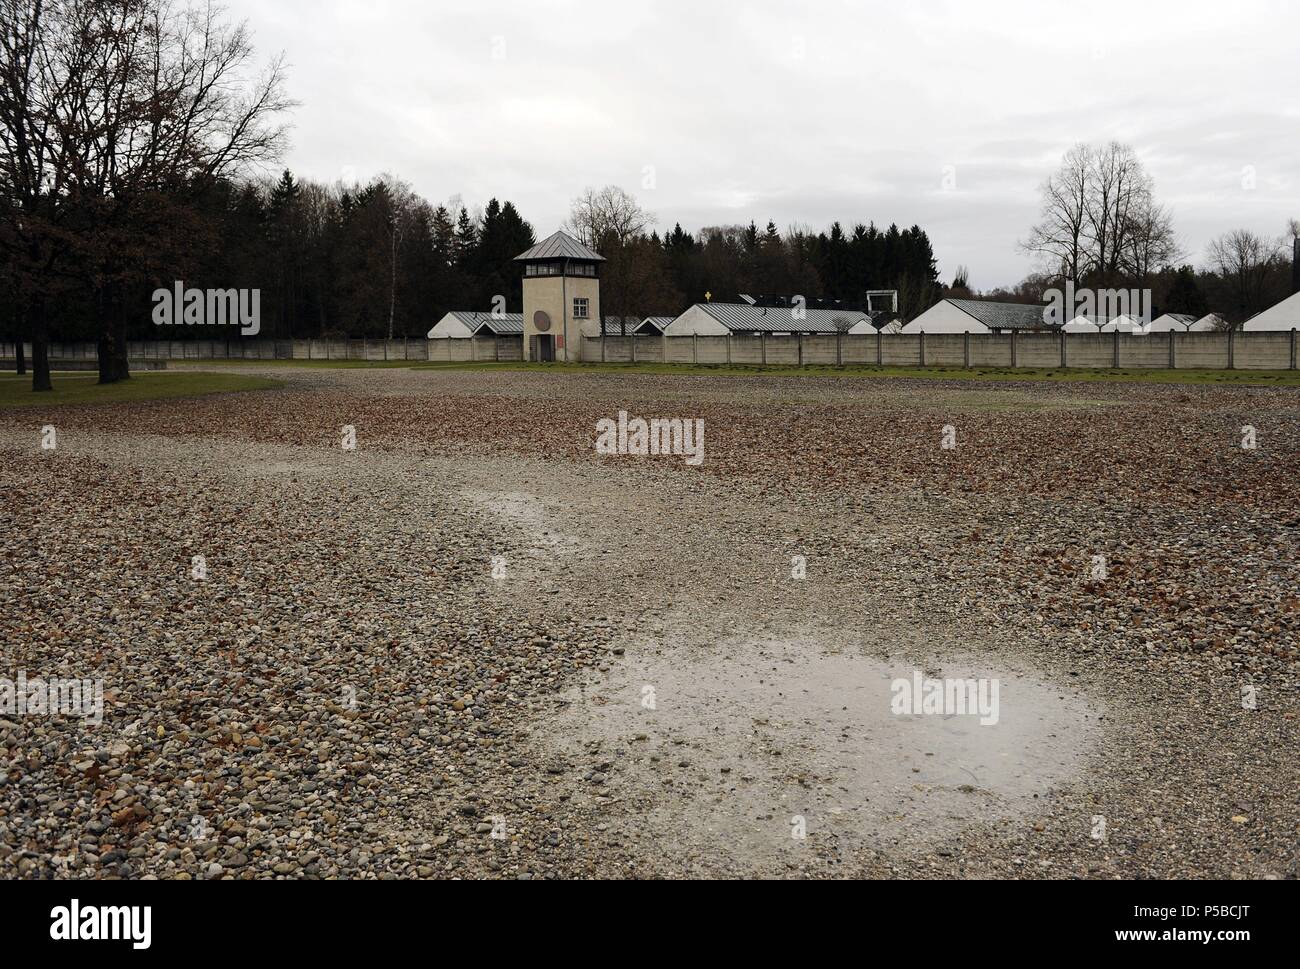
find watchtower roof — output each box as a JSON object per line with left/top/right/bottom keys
{"left": 514, "top": 230, "right": 605, "bottom": 262}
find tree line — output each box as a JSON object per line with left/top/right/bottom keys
{"left": 4, "top": 157, "right": 947, "bottom": 380}
{"left": 184, "top": 173, "right": 539, "bottom": 342}
{"left": 564, "top": 184, "right": 943, "bottom": 333}
{"left": 1, "top": 1, "right": 946, "bottom": 391}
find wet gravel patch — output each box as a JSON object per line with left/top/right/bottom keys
{"left": 1, "top": 366, "right": 1295, "bottom": 879}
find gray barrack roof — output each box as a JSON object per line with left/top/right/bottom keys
{"left": 948, "top": 299, "right": 1052, "bottom": 330}
{"left": 696, "top": 303, "right": 872, "bottom": 333}
{"left": 449, "top": 310, "right": 524, "bottom": 335}
{"left": 514, "top": 230, "right": 605, "bottom": 262}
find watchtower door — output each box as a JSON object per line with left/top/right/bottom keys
{"left": 532, "top": 334, "right": 555, "bottom": 362}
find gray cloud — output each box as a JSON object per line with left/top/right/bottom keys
{"left": 229, "top": 0, "right": 1300, "bottom": 289}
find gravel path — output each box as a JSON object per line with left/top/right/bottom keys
{"left": 1, "top": 367, "right": 1295, "bottom": 879}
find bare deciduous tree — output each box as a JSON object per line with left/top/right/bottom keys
{"left": 565, "top": 185, "right": 654, "bottom": 250}
{"left": 565, "top": 186, "right": 658, "bottom": 335}
{"left": 0, "top": 0, "right": 73, "bottom": 390}
{"left": 1022, "top": 141, "right": 1177, "bottom": 290}
{"left": 1022, "top": 143, "right": 1090, "bottom": 283}
{"left": 0, "top": 0, "right": 293, "bottom": 388}
{"left": 1206, "top": 229, "right": 1283, "bottom": 325}
{"left": 1086, "top": 141, "right": 1147, "bottom": 281}
{"left": 1122, "top": 195, "right": 1181, "bottom": 285}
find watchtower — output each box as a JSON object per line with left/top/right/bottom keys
{"left": 515, "top": 230, "right": 604, "bottom": 362}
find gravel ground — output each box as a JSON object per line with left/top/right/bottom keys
{"left": 0, "top": 366, "right": 1296, "bottom": 879}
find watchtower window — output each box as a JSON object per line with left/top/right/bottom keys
{"left": 573, "top": 297, "right": 589, "bottom": 319}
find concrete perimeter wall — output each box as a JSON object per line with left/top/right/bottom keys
{"left": 6, "top": 331, "right": 1297, "bottom": 370}
{"left": 0, "top": 337, "right": 525, "bottom": 364}
{"left": 582, "top": 331, "right": 1299, "bottom": 371}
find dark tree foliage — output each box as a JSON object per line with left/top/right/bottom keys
{"left": 1163, "top": 265, "right": 1209, "bottom": 318}
{"left": 3, "top": 172, "right": 544, "bottom": 341}
{"left": 651, "top": 219, "right": 942, "bottom": 319}
{"left": 5, "top": 172, "right": 958, "bottom": 341}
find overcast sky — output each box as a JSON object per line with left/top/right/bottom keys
{"left": 227, "top": 0, "right": 1299, "bottom": 290}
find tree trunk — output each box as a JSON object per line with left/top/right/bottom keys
{"left": 14, "top": 305, "right": 26, "bottom": 374}
{"left": 111, "top": 301, "right": 130, "bottom": 380}
{"left": 98, "top": 333, "right": 113, "bottom": 383}
{"left": 97, "top": 285, "right": 115, "bottom": 383}
{"left": 31, "top": 298, "right": 52, "bottom": 392}
{"left": 97, "top": 287, "right": 131, "bottom": 383}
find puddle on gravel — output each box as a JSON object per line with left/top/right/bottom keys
{"left": 537, "top": 634, "right": 1101, "bottom": 871}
